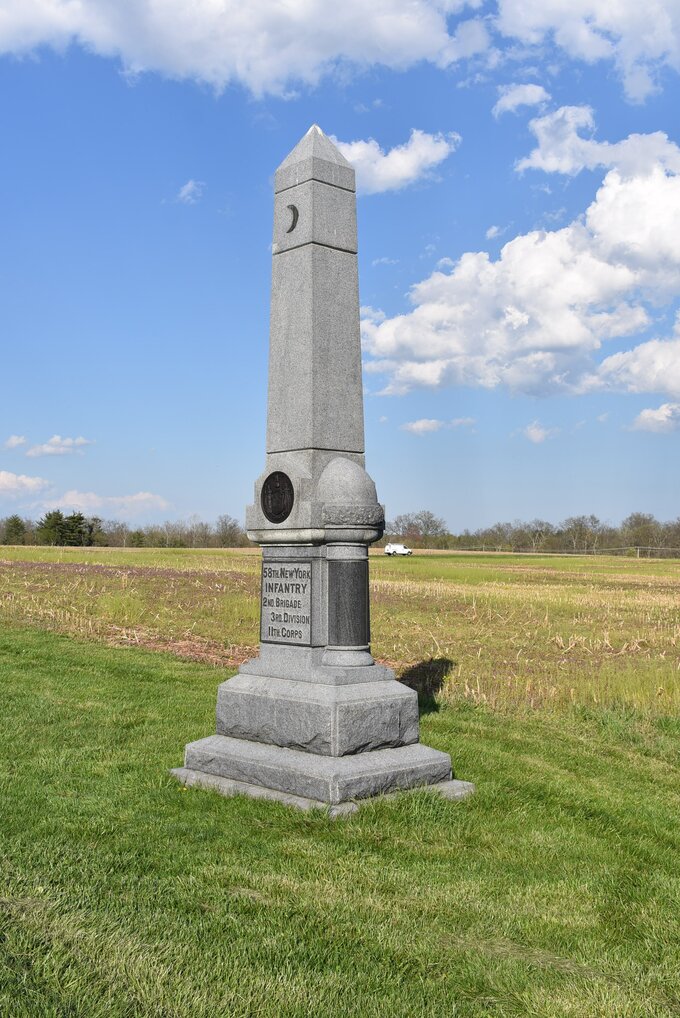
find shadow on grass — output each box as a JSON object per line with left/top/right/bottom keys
{"left": 399, "top": 658, "right": 453, "bottom": 714}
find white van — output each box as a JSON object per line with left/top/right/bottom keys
{"left": 384, "top": 543, "right": 412, "bottom": 556}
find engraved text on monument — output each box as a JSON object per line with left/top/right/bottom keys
{"left": 260, "top": 561, "right": 312, "bottom": 645}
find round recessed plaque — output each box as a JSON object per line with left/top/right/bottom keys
{"left": 261, "top": 471, "right": 294, "bottom": 524}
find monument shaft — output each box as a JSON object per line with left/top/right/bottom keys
{"left": 267, "top": 151, "right": 364, "bottom": 454}
{"left": 174, "top": 127, "right": 468, "bottom": 811}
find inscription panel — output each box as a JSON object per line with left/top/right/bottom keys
{"left": 260, "top": 561, "right": 312, "bottom": 645}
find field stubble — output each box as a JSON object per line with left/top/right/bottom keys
{"left": 0, "top": 547, "right": 678, "bottom": 713}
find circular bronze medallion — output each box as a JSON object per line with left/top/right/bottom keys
{"left": 261, "top": 471, "right": 294, "bottom": 524}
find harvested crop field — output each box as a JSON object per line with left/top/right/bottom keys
{"left": 1, "top": 547, "right": 678, "bottom": 712}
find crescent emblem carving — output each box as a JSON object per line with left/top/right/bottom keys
{"left": 286, "top": 204, "right": 299, "bottom": 233}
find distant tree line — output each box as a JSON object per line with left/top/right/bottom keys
{"left": 2, "top": 508, "right": 679, "bottom": 556}
{"left": 0, "top": 512, "right": 250, "bottom": 548}
{"left": 382, "top": 511, "right": 680, "bottom": 556}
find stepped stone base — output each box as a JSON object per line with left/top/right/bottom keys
{"left": 175, "top": 734, "right": 453, "bottom": 805}
{"left": 172, "top": 765, "right": 475, "bottom": 816}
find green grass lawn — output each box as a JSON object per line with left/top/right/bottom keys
{"left": 1, "top": 625, "right": 679, "bottom": 1017}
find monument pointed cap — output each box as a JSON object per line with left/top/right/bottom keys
{"left": 275, "top": 124, "right": 356, "bottom": 194}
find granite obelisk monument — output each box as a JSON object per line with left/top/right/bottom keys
{"left": 173, "top": 126, "right": 473, "bottom": 811}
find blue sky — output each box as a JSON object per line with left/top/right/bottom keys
{"left": 1, "top": 1, "right": 679, "bottom": 531}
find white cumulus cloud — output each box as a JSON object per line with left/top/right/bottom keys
{"left": 3, "top": 435, "right": 27, "bottom": 449}
{"left": 518, "top": 105, "right": 680, "bottom": 177}
{"left": 522, "top": 421, "right": 559, "bottom": 443}
{"left": 334, "top": 129, "right": 460, "bottom": 194}
{"left": 631, "top": 402, "right": 680, "bottom": 432}
{"left": 26, "top": 435, "right": 94, "bottom": 458}
{"left": 0, "top": 1, "right": 490, "bottom": 97}
{"left": 361, "top": 123, "right": 680, "bottom": 398}
{"left": 492, "top": 82, "right": 550, "bottom": 117}
{"left": 400, "top": 416, "right": 476, "bottom": 434}
{"left": 596, "top": 315, "right": 680, "bottom": 398}
{"left": 176, "top": 179, "right": 205, "bottom": 204}
{"left": 496, "top": 0, "right": 680, "bottom": 102}
{"left": 0, "top": 470, "right": 49, "bottom": 498}
{"left": 400, "top": 418, "right": 444, "bottom": 434}
{"left": 0, "top": 1, "right": 676, "bottom": 100}
{"left": 42, "top": 490, "right": 170, "bottom": 519}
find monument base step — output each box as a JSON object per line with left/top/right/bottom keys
{"left": 176, "top": 734, "right": 454, "bottom": 805}
{"left": 171, "top": 765, "right": 474, "bottom": 817}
